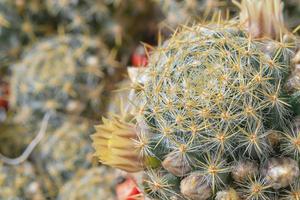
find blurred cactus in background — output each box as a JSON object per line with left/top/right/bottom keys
{"left": 57, "top": 167, "right": 117, "bottom": 200}
{"left": 0, "top": 2, "right": 23, "bottom": 71}
{"left": 0, "top": 161, "right": 44, "bottom": 200}
{"left": 10, "top": 35, "right": 118, "bottom": 122}
{"left": 32, "top": 119, "right": 95, "bottom": 197}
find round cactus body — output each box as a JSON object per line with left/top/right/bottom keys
{"left": 57, "top": 167, "right": 117, "bottom": 200}
{"left": 0, "top": 161, "right": 44, "bottom": 200}
{"left": 92, "top": 20, "right": 300, "bottom": 199}
{"left": 130, "top": 19, "right": 300, "bottom": 198}
{"left": 10, "top": 35, "right": 117, "bottom": 121}
{"left": 91, "top": 0, "right": 300, "bottom": 199}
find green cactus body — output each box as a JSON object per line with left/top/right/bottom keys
{"left": 57, "top": 167, "right": 117, "bottom": 200}
{"left": 131, "top": 20, "right": 300, "bottom": 199}
{"left": 10, "top": 35, "right": 117, "bottom": 121}
{"left": 32, "top": 119, "right": 94, "bottom": 197}
{"left": 0, "top": 161, "right": 45, "bottom": 200}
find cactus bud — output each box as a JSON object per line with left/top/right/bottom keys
{"left": 92, "top": 117, "right": 143, "bottom": 173}
{"left": 162, "top": 150, "right": 192, "bottom": 177}
{"left": 262, "top": 157, "right": 300, "bottom": 189}
{"left": 180, "top": 172, "right": 212, "bottom": 200}
{"left": 215, "top": 188, "right": 240, "bottom": 200}
{"left": 231, "top": 160, "right": 259, "bottom": 182}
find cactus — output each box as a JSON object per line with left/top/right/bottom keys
{"left": 45, "top": 0, "right": 113, "bottom": 34}
{"left": 0, "top": 161, "right": 44, "bottom": 200}
{"left": 92, "top": 0, "right": 300, "bottom": 199}
{"left": 32, "top": 119, "right": 95, "bottom": 197}
{"left": 0, "top": 0, "right": 56, "bottom": 60}
{"left": 57, "top": 166, "right": 117, "bottom": 200}
{"left": 10, "top": 35, "right": 118, "bottom": 122}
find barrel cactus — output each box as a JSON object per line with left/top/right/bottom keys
{"left": 92, "top": 0, "right": 300, "bottom": 199}
{"left": 10, "top": 34, "right": 118, "bottom": 122}
{"left": 0, "top": 161, "right": 44, "bottom": 200}
{"left": 57, "top": 167, "right": 117, "bottom": 200}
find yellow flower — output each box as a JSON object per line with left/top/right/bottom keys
{"left": 92, "top": 117, "right": 143, "bottom": 173}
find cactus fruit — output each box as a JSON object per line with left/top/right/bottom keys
{"left": 57, "top": 167, "right": 117, "bottom": 200}
{"left": 92, "top": 0, "right": 300, "bottom": 199}
{"left": 10, "top": 35, "right": 117, "bottom": 121}
{"left": 0, "top": 161, "right": 44, "bottom": 200}
{"left": 33, "top": 119, "right": 94, "bottom": 196}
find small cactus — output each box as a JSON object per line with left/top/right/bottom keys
{"left": 10, "top": 35, "right": 118, "bottom": 121}
{"left": 92, "top": 0, "right": 300, "bottom": 199}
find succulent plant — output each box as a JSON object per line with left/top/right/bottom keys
{"left": 0, "top": 0, "right": 57, "bottom": 56}
{"left": 10, "top": 34, "right": 118, "bottom": 122}
{"left": 92, "top": 0, "right": 300, "bottom": 199}
{"left": 32, "top": 119, "right": 95, "bottom": 197}
{"left": 57, "top": 166, "right": 117, "bottom": 200}
{"left": 0, "top": 161, "right": 45, "bottom": 200}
